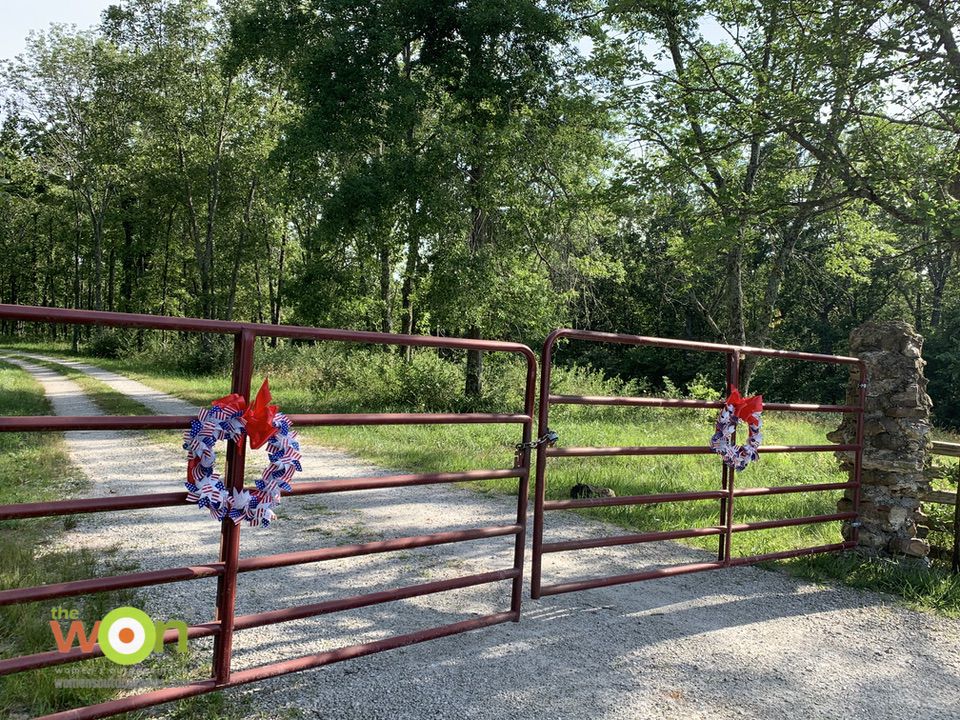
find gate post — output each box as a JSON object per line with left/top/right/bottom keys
{"left": 212, "top": 328, "right": 256, "bottom": 682}
{"left": 830, "top": 321, "right": 932, "bottom": 558}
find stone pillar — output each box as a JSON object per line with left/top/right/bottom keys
{"left": 830, "top": 321, "right": 932, "bottom": 558}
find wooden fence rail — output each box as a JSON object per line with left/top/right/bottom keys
{"left": 928, "top": 441, "right": 960, "bottom": 573}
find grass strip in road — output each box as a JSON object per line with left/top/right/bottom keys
{"left": 11, "top": 356, "right": 183, "bottom": 451}
{"left": 14, "top": 356, "right": 155, "bottom": 418}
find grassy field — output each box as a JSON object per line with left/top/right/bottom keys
{"left": 3, "top": 340, "right": 960, "bottom": 616}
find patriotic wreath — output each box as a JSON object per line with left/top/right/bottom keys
{"left": 183, "top": 379, "right": 302, "bottom": 527}
{"left": 709, "top": 388, "right": 763, "bottom": 471}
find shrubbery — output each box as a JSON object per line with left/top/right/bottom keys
{"left": 81, "top": 333, "right": 732, "bottom": 417}
{"left": 86, "top": 330, "right": 128, "bottom": 359}
{"left": 291, "top": 345, "right": 526, "bottom": 413}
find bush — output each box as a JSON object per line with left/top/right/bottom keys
{"left": 134, "top": 335, "right": 233, "bottom": 375}
{"left": 395, "top": 351, "right": 465, "bottom": 411}
{"left": 685, "top": 372, "right": 723, "bottom": 402}
{"left": 549, "top": 363, "right": 653, "bottom": 423}
{"left": 86, "top": 330, "right": 128, "bottom": 359}
{"left": 298, "top": 345, "right": 530, "bottom": 414}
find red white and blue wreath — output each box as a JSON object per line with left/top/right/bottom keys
{"left": 709, "top": 388, "right": 763, "bottom": 471}
{"left": 183, "top": 378, "right": 302, "bottom": 527}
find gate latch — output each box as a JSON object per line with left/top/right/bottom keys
{"left": 514, "top": 429, "right": 559, "bottom": 466}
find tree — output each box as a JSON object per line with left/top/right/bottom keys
{"left": 231, "top": 0, "right": 619, "bottom": 395}
{"left": 4, "top": 26, "right": 133, "bottom": 311}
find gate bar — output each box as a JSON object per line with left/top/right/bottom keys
{"left": 549, "top": 395, "right": 860, "bottom": 413}
{"left": 544, "top": 444, "right": 857, "bottom": 457}
{"left": 36, "top": 612, "right": 518, "bottom": 720}
{"left": 0, "top": 304, "right": 531, "bottom": 352}
{"left": 541, "top": 526, "right": 724, "bottom": 553}
{"left": 0, "top": 569, "right": 520, "bottom": 678}
{"left": 212, "top": 328, "right": 255, "bottom": 682}
{"left": 544, "top": 489, "right": 725, "bottom": 510}
{"left": 0, "top": 468, "right": 525, "bottom": 520}
{"left": 0, "top": 411, "right": 530, "bottom": 432}
{"left": 538, "top": 328, "right": 862, "bottom": 364}
{"left": 721, "top": 350, "right": 740, "bottom": 565}
{"left": 0, "top": 525, "right": 521, "bottom": 605}
{"left": 538, "top": 561, "right": 727, "bottom": 597}
{"left": 0, "top": 623, "right": 221, "bottom": 676}
{"left": 729, "top": 541, "right": 856, "bottom": 565}
{"left": 717, "top": 352, "right": 733, "bottom": 562}
{"left": 733, "top": 481, "right": 855, "bottom": 497}
{"left": 0, "top": 564, "right": 225, "bottom": 606}
{"left": 730, "top": 512, "right": 856, "bottom": 532}
{"left": 236, "top": 525, "right": 521, "bottom": 572}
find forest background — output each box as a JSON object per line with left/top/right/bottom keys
{"left": 2, "top": 0, "right": 959, "bottom": 422}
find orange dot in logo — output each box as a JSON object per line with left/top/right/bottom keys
{"left": 118, "top": 627, "right": 135, "bottom": 644}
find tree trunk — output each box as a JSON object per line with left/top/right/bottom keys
{"left": 725, "top": 241, "right": 746, "bottom": 345}
{"left": 465, "top": 325, "right": 483, "bottom": 398}
{"left": 178, "top": 142, "right": 211, "bottom": 321}
{"left": 929, "top": 232, "right": 953, "bottom": 329}
{"left": 91, "top": 211, "right": 104, "bottom": 311}
{"left": 72, "top": 206, "right": 82, "bottom": 352}
{"left": 253, "top": 253, "right": 266, "bottom": 325}
{"left": 399, "top": 43, "right": 418, "bottom": 358}
{"left": 465, "top": 160, "right": 489, "bottom": 398}
{"left": 269, "top": 228, "right": 288, "bottom": 348}
{"left": 226, "top": 179, "right": 257, "bottom": 322}
{"left": 400, "top": 210, "right": 419, "bottom": 356}
{"left": 120, "top": 200, "right": 135, "bottom": 312}
{"left": 740, "top": 222, "right": 803, "bottom": 391}
{"left": 160, "top": 210, "right": 173, "bottom": 316}
{"left": 379, "top": 243, "right": 392, "bottom": 334}
{"left": 107, "top": 243, "right": 116, "bottom": 312}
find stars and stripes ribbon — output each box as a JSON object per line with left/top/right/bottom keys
{"left": 709, "top": 387, "right": 763, "bottom": 471}
{"left": 183, "top": 379, "right": 302, "bottom": 527}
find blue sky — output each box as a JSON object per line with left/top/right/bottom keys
{"left": 1, "top": 1, "right": 111, "bottom": 61}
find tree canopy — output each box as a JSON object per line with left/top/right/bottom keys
{"left": 1, "top": 0, "right": 959, "bottom": 417}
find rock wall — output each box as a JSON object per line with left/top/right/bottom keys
{"left": 830, "top": 321, "right": 932, "bottom": 558}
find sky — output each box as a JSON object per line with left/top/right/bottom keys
{"left": 1, "top": 0, "right": 112, "bottom": 61}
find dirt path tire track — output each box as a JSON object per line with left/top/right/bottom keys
{"left": 3, "top": 352, "right": 960, "bottom": 720}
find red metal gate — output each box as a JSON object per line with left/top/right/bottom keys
{"left": 530, "top": 329, "right": 866, "bottom": 598}
{"left": 0, "top": 304, "right": 536, "bottom": 720}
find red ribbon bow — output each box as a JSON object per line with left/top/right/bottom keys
{"left": 243, "top": 378, "right": 279, "bottom": 450}
{"left": 726, "top": 387, "right": 763, "bottom": 425}
{"left": 210, "top": 392, "right": 246, "bottom": 415}
{"left": 210, "top": 378, "right": 279, "bottom": 450}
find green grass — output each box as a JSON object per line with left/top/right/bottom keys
{"left": 304, "top": 412, "right": 846, "bottom": 556}
{"left": 789, "top": 551, "right": 960, "bottom": 615}
{"left": 5, "top": 340, "right": 960, "bottom": 616}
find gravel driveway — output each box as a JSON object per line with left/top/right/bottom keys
{"left": 3, "top": 351, "right": 960, "bottom": 720}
